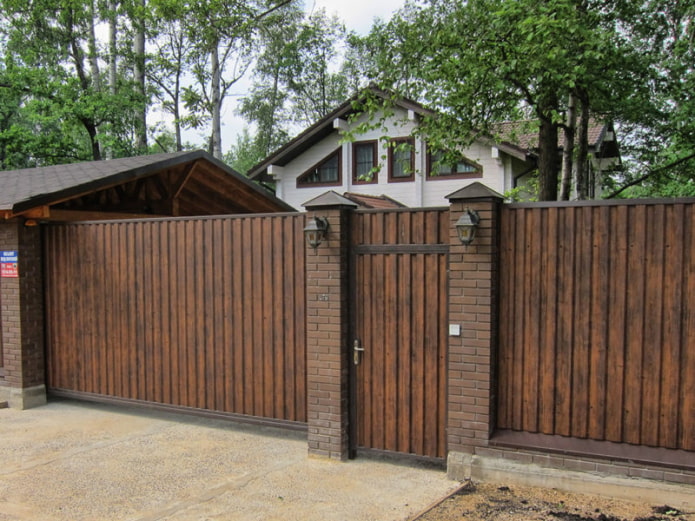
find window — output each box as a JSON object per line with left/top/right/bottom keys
{"left": 352, "top": 141, "right": 378, "bottom": 184}
{"left": 426, "top": 149, "right": 482, "bottom": 180}
{"left": 388, "top": 138, "right": 414, "bottom": 182}
{"left": 297, "top": 149, "right": 342, "bottom": 187}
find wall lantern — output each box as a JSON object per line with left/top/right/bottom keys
{"left": 304, "top": 216, "right": 329, "bottom": 249}
{"left": 455, "top": 208, "right": 480, "bottom": 245}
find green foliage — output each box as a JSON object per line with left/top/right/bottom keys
{"left": 350, "top": 0, "right": 692, "bottom": 200}
{"left": 224, "top": 127, "right": 266, "bottom": 175}
{"left": 238, "top": 6, "right": 350, "bottom": 160}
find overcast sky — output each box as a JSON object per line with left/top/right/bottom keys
{"left": 305, "top": 0, "right": 406, "bottom": 35}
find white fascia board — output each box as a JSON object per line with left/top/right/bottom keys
{"left": 267, "top": 165, "right": 285, "bottom": 179}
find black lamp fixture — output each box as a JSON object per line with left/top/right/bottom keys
{"left": 455, "top": 208, "right": 480, "bottom": 245}
{"left": 304, "top": 216, "right": 329, "bottom": 248}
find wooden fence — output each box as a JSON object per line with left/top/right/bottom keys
{"left": 44, "top": 214, "right": 307, "bottom": 424}
{"left": 498, "top": 201, "right": 695, "bottom": 451}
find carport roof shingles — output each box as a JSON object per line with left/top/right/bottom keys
{"left": 0, "top": 151, "right": 202, "bottom": 211}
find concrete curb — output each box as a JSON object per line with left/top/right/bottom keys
{"left": 451, "top": 454, "right": 695, "bottom": 510}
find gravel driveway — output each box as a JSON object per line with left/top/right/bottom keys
{"left": 0, "top": 399, "right": 458, "bottom": 521}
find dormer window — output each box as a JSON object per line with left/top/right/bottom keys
{"left": 297, "top": 149, "right": 342, "bottom": 187}
{"left": 427, "top": 149, "right": 482, "bottom": 180}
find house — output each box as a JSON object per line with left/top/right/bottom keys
{"left": 247, "top": 88, "right": 620, "bottom": 208}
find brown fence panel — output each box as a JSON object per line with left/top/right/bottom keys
{"left": 44, "top": 214, "right": 306, "bottom": 424}
{"left": 351, "top": 208, "right": 449, "bottom": 459}
{"left": 498, "top": 201, "right": 695, "bottom": 450}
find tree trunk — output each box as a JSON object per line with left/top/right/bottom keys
{"left": 211, "top": 44, "right": 222, "bottom": 159}
{"left": 575, "top": 94, "right": 590, "bottom": 199}
{"left": 133, "top": 0, "right": 147, "bottom": 153}
{"left": 537, "top": 98, "right": 560, "bottom": 201}
{"left": 174, "top": 85, "right": 182, "bottom": 151}
{"left": 88, "top": 0, "right": 101, "bottom": 91}
{"left": 106, "top": 1, "right": 118, "bottom": 160}
{"left": 560, "top": 93, "right": 576, "bottom": 200}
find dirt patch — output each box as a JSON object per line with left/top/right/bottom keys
{"left": 413, "top": 482, "right": 693, "bottom": 521}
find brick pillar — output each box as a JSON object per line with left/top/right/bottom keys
{"left": 303, "top": 192, "right": 357, "bottom": 460}
{"left": 0, "top": 221, "right": 47, "bottom": 409}
{"left": 445, "top": 183, "right": 503, "bottom": 479}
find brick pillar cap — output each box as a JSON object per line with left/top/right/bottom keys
{"left": 302, "top": 190, "right": 360, "bottom": 210}
{"left": 446, "top": 182, "right": 504, "bottom": 202}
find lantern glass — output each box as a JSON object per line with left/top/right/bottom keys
{"left": 455, "top": 209, "right": 480, "bottom": 245}
{"left": 304, "top": 217, "right": 328, "bottom": 248}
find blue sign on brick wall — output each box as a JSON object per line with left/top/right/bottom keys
{"left": 1, "top": 250, "right": 18, "bottom": 278}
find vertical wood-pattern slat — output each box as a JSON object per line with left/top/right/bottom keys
{"left": 384, "top": 253, "right": 397, "bottom": 451}
{"left": 397, "top": 253, "right": 411, "bottom": 453}
{"left": 660, "top": 204, "right": 683, "bottom": 448}
{"left": 624, "top": 205, "right": 646, "bottom": 445}
{"left": 498, "top": 207, "right": 514, "bottom": 429}
{"left": 511, "top": 209, "right": 526, "bottom": 430}
{"left": 410, "top": 252, "right": 425, "bottom": 455}
{"left": 642, "top": 205, "right": 665, "bottom": 446}
{"left": 681, "top": 205, "right": 695, "bottom": 450}
{"left": 539, "top": 207, "right": 558, "bottom": 434}
{"left": 437, "top": 252, "right": 448, "bottom": 458}
{"left": 605, "top": 205, "right": 628, "bottom": 442}
{"left": 588, "top": 206, "right": 609, "bottom": 440}
{"left": 523, "top": 208, "right": 540, "bottom": 432}
{"left": 571, "top": 206, "right": 592, "bottom": 439}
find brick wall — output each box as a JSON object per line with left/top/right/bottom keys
{"left": 447, "top": 190, "right": 502, "bottom": 454}
{"left": 0, "top": 221, "right": 46, "bottom": 407}
{"left": 305, "top": 208, "right": 351, "bottom": 460}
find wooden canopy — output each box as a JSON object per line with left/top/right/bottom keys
{"left": 0, "top": 150, "right": 294, "bottom": 222}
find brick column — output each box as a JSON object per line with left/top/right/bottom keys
{"left": 445, "top": 183, "right": 503, "bottom": 479}
{"left": 303, "top": 192, "right": 357, "bottom": 460}
{"left": 0, "top": 221, "right": 47, "bottom": 409}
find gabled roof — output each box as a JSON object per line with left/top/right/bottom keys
{"left": 494, "top": 120, "right": 619, "bottom": 158}
{"left": 0, "top": 150, "right": 294, "bottom": 219}
{"left": 302, "top": 190, "right": 360, "bottom": 209}
{"left": 342, "top": 192, "right": 407, "bottom": 209}
{"left": 248, "top": 87, "right": 620, "bottom": 184}
{"left": 247, "top": 87, "right": 430, "bottom": 182}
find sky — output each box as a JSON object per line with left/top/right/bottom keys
{"left": 305, "top": 0, "right": 406, "bottom": 35}
{"left": 182, "top": 0, "right": 408, "bottom": 154}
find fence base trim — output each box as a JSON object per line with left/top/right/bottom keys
{"left": 491, "top": 430, "right": 695, "bottom": 471}
{"left": 48, "top": 389, "right": 309, "bottom": 432}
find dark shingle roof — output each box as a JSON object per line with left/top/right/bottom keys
{"left": 493, "top": 119, "right": 612, "bottom": 153}
{"left": 0, "top": 151, "right": 199, "bottom": 211}
{"left": 0, "top": 150, "right": 294, "bottom": 214}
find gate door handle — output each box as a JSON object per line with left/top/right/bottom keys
{"left": 353, "top": 339, "right": 365, "bottom": 366}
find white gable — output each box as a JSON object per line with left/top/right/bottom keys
{"left": 271, "top": 106, "right": 527, "bottom": 210}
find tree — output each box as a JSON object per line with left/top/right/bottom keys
{"left": 355, "top": 0, "right": 658, "bottom": 200}
{"left": 147, "top": 14, "right": 193, "bottom": 151}
{"left": 173, "top": 0, "right": 293, "bottom": 159}
{"left": 0, "top": 0, "right": 155, "bottom": 165}
{"left": 237, "top": 6, "right": 349, "bottom": 167}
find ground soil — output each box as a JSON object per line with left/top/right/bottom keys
{"left": 414, "top": 482, "right": 694, "bottom": 521}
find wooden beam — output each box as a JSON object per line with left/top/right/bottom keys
{"left": 45, "top": 209, "right": 166, "bottom": 222}
{"left": 172, "top": 161, "right": 199, "bottom": 200}
{"left": 5, "top": 206, "right": 51, "bottom": 219}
